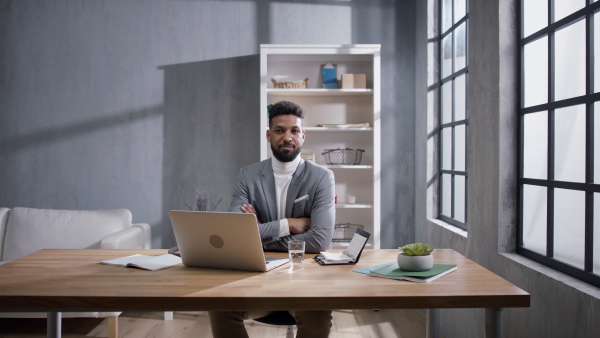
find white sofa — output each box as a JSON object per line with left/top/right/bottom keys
{"left": 0, "top": 207, "right": 151, "bottom": 338}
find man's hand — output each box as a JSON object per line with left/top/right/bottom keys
{"left": 288, "top": 217, "right": 311, "bottom": 234}
{"left": 240, "top": 203, "right": 260, "bottom": 224}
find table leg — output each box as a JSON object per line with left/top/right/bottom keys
{"left": 485, "top": 308, "right": 503, "bottom": 338}
{"left": 426, "top": 309, "right": 440, "bottom": 338}
{"left": 47, "top": 312, "right": 61, "bottom": 338}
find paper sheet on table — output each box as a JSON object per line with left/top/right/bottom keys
{"left": 320, "top": 251, "right": 353, "bottom": 262}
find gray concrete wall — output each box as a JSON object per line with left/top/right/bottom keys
{"left": 0, "top": 0, "right": 415, "bottom": 249}
{"left": 415, "top": 0, "right": 600, "bottom": 337}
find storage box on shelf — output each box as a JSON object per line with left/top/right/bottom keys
{"left": 260, "top": 44, "right": 381, "bottom": 248}
{"left": 341, "top": 74, "right": 367, "bottom": 89}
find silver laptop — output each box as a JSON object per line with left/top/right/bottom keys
{"left": 169, "top": 210, "right": 289, "bottom": 272}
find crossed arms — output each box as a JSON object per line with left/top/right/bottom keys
{"left": 228, "top": 164, "right": 335, "bottom": 253}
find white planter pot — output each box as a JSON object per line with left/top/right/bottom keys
{"left": 397, "top": 253, "right": 434, "bottom": 272}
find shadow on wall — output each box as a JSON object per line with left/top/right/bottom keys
{"left": 159, "top": 55, "right": 260, "bottom": 249}
{"left": 0, "top": 103, "right": 165, "bottom": 228}
{"left": 0, "top": 107, "right": 162, "bottom": 153}
{"left": 0, "top": 55, "right": 260, "bottom": 250}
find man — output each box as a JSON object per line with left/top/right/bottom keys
{"left": 209, "top": 100, "right": 335, "bottom": 338}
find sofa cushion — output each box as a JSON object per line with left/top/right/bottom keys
{"left": 2, "top": 207, "right": 132, "bottom": 261}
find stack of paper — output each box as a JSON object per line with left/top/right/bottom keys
{"left": 369, "top": 263, "right": 457, "bottom": 283}
{"left": 319, "top": 251, "right": 355, "bottom": 263}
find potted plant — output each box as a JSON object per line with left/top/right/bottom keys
{"left": 186, "top": 187, "right": 221, "bottom": 211}
{"left": 397, "top": 243, "right": 434, "bottom": 271}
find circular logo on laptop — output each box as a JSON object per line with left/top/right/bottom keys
{"left": 209, "top": 234, "right": 224, "bottom": 249}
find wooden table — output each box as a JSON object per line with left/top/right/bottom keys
{"left": 0, "top": 249, "right": 529, "bottom": 338}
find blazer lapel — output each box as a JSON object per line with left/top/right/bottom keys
{"left": 285, "top": 160, "right": 305, "bottom": 217}
{"left": 260, "top": 159, "right": 278, "bottom": 222}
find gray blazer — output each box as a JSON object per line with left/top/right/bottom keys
{"left": 229, "top": 158, "right": 335, "bottom": 253}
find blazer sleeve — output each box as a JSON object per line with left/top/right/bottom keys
{"left": 264, "top": 169, "right": 335, "bottom": 253}
{"left": 228, "top": 167, "right": 282, "bottom": 244}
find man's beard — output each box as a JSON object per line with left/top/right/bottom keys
{"left": 271, "top": 142, "right": 302, "bottom": 162}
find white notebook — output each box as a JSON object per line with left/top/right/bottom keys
{"left": 100, "top": 254, "right": 182, "bottom": 271}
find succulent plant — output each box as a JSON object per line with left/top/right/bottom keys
{"left": 400, "top": 243, "right": 434, "bottom": 256}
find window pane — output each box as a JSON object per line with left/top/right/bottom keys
{"left": 442, "top": 174, "right": 452, "bottom": 216}
{"left": 454, "top": 124, "right": 466, "bottom": 171}
{"left": 454, "top": 22, "right": 466, "bottom": 71}
{"left": 428, "top": 41, "right": 438, "bottom": 86}
{"left": 442, "top": 81, "right": 452, "bottom": 123}
{"left": 442, "top": 0, "right": 452, "bottom": 32}
{"left": 454, "top": 175, "right": 465, "bottom": 222}
{"left": 427, "top": 136, "right": 437, "bottom": 184}
{"left": 454, "top": 0, "right": 466, "bottom": 23}
{"left": 442, "top": 33, "right": 453, "bottom": 78}
{"left": 522, "top": 185, "right": 547, "bottom": 255}
{"left": 428, "top": 0, "right": 437, "bottom": 39}
{"left": 555, "top": 20, "right": 586, "bottom": 101}
{"left": 427, "top": 89, "right": 438, "bottom": 135}
{"left": 595, "top": 12, "right": 600, "bottom": 93}
{"left": 442, "top": 127, "right": 452, "bottom": 170}
{"left": 554, "top": 105, "right": 586, "bottom": 183}
{"left": 523, "top": 0, "right": 548, "bottom": 37}
{"left": 554, "top": 0, "right": 585, "bottom": 23}
{"left": 455, "top": 74, "right": 466, "bottom": 121}
{"left": 594, "top": 193, "right": 600, "bottom": 274}
{"left": 554, "top": 189, "right": 585, "bottom": 269}
{"left": 523, "top": 111, "right": 548, "bottom": 179}
{"left": 524, "top": 37, "right": 548, "bottom": 107}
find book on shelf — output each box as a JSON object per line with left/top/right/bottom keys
{"left": 314, "top": 228, "right": 370, "bottom": 265}
{"left": 321, "top": 63, "right": 338, "bottom": 89}
{"left": 100, "top": 254, "right": 182, "bottom": 271}
{"left": 369, "top": 263, "right": 457, "bottom": 283}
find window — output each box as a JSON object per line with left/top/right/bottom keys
{"left": 519, "top": 0, "right": 600, "bottom": 287}
{"left": 433, "top": 0, "right": 469, "bottom": 229}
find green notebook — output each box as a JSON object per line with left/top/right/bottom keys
{"left": 369, "top": 263, "right": 457, "bottom": 283}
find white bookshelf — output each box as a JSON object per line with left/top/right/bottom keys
{"left": 260, "top": 44, "right": 381, "bottom": 248}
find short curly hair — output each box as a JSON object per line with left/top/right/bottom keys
{"left": 267, "top": 101, "right": 305, "bottom": 128}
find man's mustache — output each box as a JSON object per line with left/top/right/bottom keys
{"left": 279, "top": 142, "right": 295, "bottom": 149}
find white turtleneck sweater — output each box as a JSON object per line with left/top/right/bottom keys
{"left": 272, "top": 155, "right": 303, "bottom": 238}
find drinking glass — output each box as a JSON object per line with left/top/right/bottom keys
{"left": 288, "top": 240, "right": 305, "bottom": 269}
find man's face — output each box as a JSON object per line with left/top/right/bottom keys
{"left": 267, "top": 114, "right": 306, "bottom": 162}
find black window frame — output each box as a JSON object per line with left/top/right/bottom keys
{"left": 437, "top": 0, "right": 469, "bottom": 230}
{"left": 518, "top": 0, "right": 600, "bottom": 288}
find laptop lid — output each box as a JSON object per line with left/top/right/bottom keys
{"left": 169, "top": 210, "right": 288, "bottom": 272}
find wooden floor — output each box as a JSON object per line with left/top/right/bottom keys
{"left": 0, "top": 310, "right": 425, "bottom": 338}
